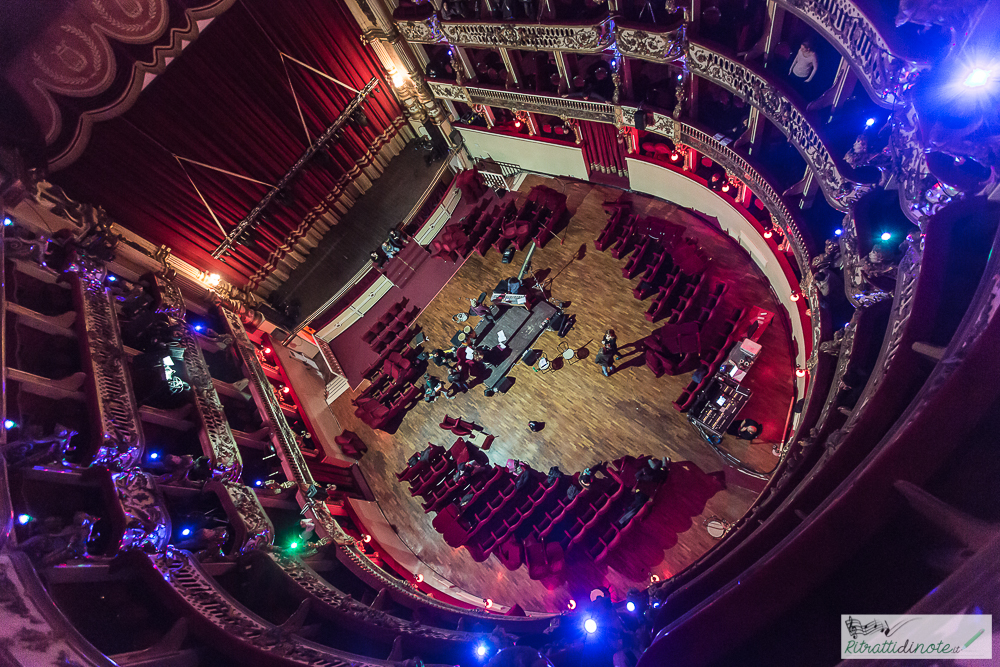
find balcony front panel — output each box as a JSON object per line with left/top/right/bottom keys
{"left": 686, "top": 40, "right": 871, "bottom": 212}
{"left": 614, "top": 20, "right": 686, "bottom": 63}
{"left": 396, "top": 15, "right": 443, "bottom": 44}
{"left": 773, "top": 0, "right": 913, "bottom": 107}
{"left": 438, "top": 17, "right": 614, "bottom": 52}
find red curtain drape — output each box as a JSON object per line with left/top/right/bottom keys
{"left": 580, "top": 120, "right": 627, "bottom": 178}
{"left": 51, "top": 0, "right": 407, "bottom": 290}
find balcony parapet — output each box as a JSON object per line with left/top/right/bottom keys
{"left": 219, "top": 307, "right": 352, "bottom": 547}
{"left": 439, "top": 17, "right": 614, "bottom": 52}
{"left": 889, "top": 107, "right": 955, "bottom": 228}
{"left": 614, "top": 19, "right": 685, "bottom": 63}
{"left": 396, "top": 13, "right": 443, "bottom": 44}
{"left": 686, "top": 39, "right": 874, "bottom": 212}
{"left": 428, "top": 79, "right": 618, "bottom": 122}
{"left": 772, "top": 0, "right": 918, "bottom": 107}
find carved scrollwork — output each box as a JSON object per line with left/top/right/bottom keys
{"left": 149, "top": 549, "right": 378, "bottom": 666}
{"left": 440, "top": 18, "right": 613, "bottom": 52}
{"left": 112, "top": 470, "right": 171, "bottom": 552}
{"left": 775, "top": 0, "right": 915, "bottom": 106}
{"left": 614, "top": 24, "right": 686, "bottom": 62}
{"left": 69, "top": 266, "right": 144, "bottom": 470}
{"left": 686, "top": 41, "right": 867, "bottom": 212}
{"left": 395, "top": 16, "right": 443, "bottom": 44}
{"left": 427, "top": 80, "right": 470, "bottom": 103}
{"left": 889, "top": 106, "right": 953, "bottom": 228}
{"left": 217, "top": 480, "right": 274, "bottom": 553}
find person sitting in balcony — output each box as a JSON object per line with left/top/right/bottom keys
{"left": 583, "top": 66, "right": 615, "bottom": 102}
{"left": 788, "top": 39, "right": 819, "bottom": 97}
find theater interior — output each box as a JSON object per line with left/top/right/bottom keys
{"left": 1, "top": 0, "right": 999, "bottom": 664}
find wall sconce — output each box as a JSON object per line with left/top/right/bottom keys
{"left": 790, "top": 292, "right": 800, "bottom": 302}
{"left": 390, "top": 69, "right": 408, "bottom": 88}
{"left": 363, "top": 534, "right": 372, "bottom": 543}
{"left": 567, "top": 599, "right": 577, "bottom": 610}
{"left": 200, "top": 271, "right": 222, "bottom": 288}
{"left": 795, "top": 367, "right": 807, "bottom": 377}
{"left": 485, "top": 598, "right": 494, "bottom": 609}
{"left": 763, "top": 230, "right": 773, "bottom": 238}
{"left": 415, "top": 574, "right": 424, "bottom": 583}
{"left": 650, "top": 574, "right": 660, "bottom": 583}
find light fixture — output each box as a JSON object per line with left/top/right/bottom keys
{"left": 202, "top": 272, "right": 222, "bottom": 287}
{"left": 476, "top": 644, "right": 488, "bottom": 658}
{"left": 17, "top": 514, "right": 31, "bottom": 525}
{"left": 290, "top": 541, "right": 299, "bottom": 549}
{"left": 676, "top": 73, "right": 683, "bottom": 81}
{"left": 626, "top": 601, "right": 636, "bottom": 612}
{"left": 3, "top": 217, "right": 12, "bottom": 226}
{"left": 865, "top": 117, "right": 876, "bottom": 127}
{"left": 514, "top": 121, "right": 521, "bottom": 128}
{"left": 263, "top": 347, "right": 272, "bottom": 354}
{"left": 194, "top": 323, "right": 205, "bottom": 332}
{"left": 485, "top": 598, "right": 493, "bottom": 609}
{"left": 567, "top": 599, "right": 576, "bottom": 610}
{"left": 415, "top": 574, "right": 424, "bottom": 583}
{"left": 763, "top": 230, "right": 772, "bottom": 239}
{"left": 584, "top": 618, "right": 598, "bottom": 634}
{"left": 282, "top": 386, "right": 290, "bottom": 394}
{"left": 255, "top": 480, "right": 263, "bottom": 486}
{"left": 670, "top": 152, "right": 679, "bottom": 161}
{"left": 650, "top": 574, "right": 660, "bottom": 583}
{"left": 363, "top": 534, "right": 372, "bottom": 543}
{"left": 149, "top": 452, "right": 160, "bottom": 460}
{"left": 721, "top": 183, "right": 730, "bottom": 192}
{"left": 3, "top": 419, "right": 15, "bottom": 430}
{"left": 796, "top": 368, "right": 807, "bottom": 377}
{"left": 963, "top": 67, "right": 992, "bottom": 88}
{"left": 880, "top": 232, "right": 892, "bottom": 241}
{"left": 834, "top": 228, "right": 843, "bottom": 236}
{"left": 107, "top": 275, "right": 117, "bottom": 282}
{"left": 391, "top": 70, "right": 408, "bottom": 88}
{"left": 181, "top": 528, "right": 192, "bottom": 537}
{"left": 790, "top": 292, "right": 801, "bottom": 302}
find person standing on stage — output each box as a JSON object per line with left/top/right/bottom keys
{"left": 602, "top": 329, "right": 620, "bottom": 360}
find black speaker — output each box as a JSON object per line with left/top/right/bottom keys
{"left": 634, "top": 109, "right": 647, "bottom": 131}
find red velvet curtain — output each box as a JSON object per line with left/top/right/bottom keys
{"left": 51, "top": 0, "right": 406, "bottom": 289}
{"left": 580, "top": 120, "right": 627, "bottom": 178}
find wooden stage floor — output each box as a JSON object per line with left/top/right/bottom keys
{"left": 331, "top": 176, "right": 795, "bottom": 613}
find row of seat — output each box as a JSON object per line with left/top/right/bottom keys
{"left": 673, "top": 307, "right": 749, "bottom": 411}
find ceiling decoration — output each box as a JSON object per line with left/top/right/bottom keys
{"left": 1, "top": 0, "right": 235, "bottom": 170}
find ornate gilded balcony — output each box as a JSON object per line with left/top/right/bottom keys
{"left": 427, "top": 79, "right": 618, "bottom": 122}
{"left": 396, "top": 13, "right": 444, "bottom": 44}
{"left": 437, "top": 17, "right": 614, "bottom": 52}
{"left": 772, "top": 0, "right": 917, "bottom": 107}
{"left": 686, "top": 39, "right": 874, "bottom": 212}
{"left": 613, "top": 19, "right": 686, "bottom": 63}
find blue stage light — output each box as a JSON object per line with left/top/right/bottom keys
{"left": 181, "top": 528, "right": 192, "bottom": 537}
{"left": 194, "top": 323, "right": 205, "bottom": 332}
{"left": 881, "top": 232, "right": 891, "bottom": 241}
{"left": 584, "top": 618, "right": 598, "bottom": 634}
{"left": 626, "top": 601, "right": 636, "bottom": 612}
{"left": 17, "top": 514, "right": 31, "bottom": 525}
{"left": 107, "top": 275, "right": 117, "bottom": 282}
{"left": 4, "top": 420, "right": 15, "bottom": 429}
{"left": 3, "top": 217, "right": 12, "bottom": 226}
{"left": 476, "top": 644, "right": 488, "bottom": 658}
{"left": 149, "top": 451, "right": 159, "bottom": 460}
{"left": 865, "top": 117, "right": 876, "bottom": 127}
{"left": 834, "top": 228, "right": 843, "bottom": 236}
{"left": 964, "top": 68, "right": 992, "bottom": 88}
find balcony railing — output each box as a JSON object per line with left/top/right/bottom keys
{"left": 772, "top": 0, "right": 914, "bottom": 107}
{"left": 440, "top": 17, "right": 614, "bottom": 52}
{"left": 686, "top": 39, "right": 873, "bottom": 212}
{"left": 614, "top": 19, "right": 685, "bottom": 63}
{"left": 428, "top": 79, "right": 618, "bottom": 122}
{"left": 396, "top": 14, "right": 443, "bottom": 44}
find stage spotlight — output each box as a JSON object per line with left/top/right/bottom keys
{"left": 964, "top": 67, "right": 992, "bottom": 88}
{"left": 255, "top": 480, "right": 263, "bottom": 486}
{"left": 17, "top": 514, "right": 31, "bottom": 525}
{"left": 865, "top": 117, "right": 876, "bottom": 127}
{"left": 626, "top": 601, "right": 636, "bottom": 612}
{"left": 834, "top": 228, "right": 843, "bottom": 236}
{"left": 149, "top": 452, "right": 160, "bottom": 460}
{"left": 181, "top": 528, "right": 192, "bottom": 537}
{"left": 194, "top": 323, "right": 205, "bottom": 332}
{"left": 584, "top": 618, "right": 598, "bottom": 634}
{"left": 3, "top": 420, "right": 16, "bottom": 429}
{"left": 880, "top": 232, "right": 891, "bottom": 241}
{"left": 476, "top": 644, "right": 488, "bottom": 658}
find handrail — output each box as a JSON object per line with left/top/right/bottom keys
{"left": 438, "top": 16, "right": 614, "bottom": 52}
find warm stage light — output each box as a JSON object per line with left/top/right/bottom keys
{"left": 391, "top": 70, "right": 407, "bottom": 88}
{"left": 964, "top": 68, "right": 992, "bottom": 88}
{"left": 204, "top": 273, "right": 222, "bottom": 287}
